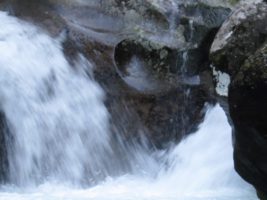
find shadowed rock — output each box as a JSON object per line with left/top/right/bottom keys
{"left": 210, "top": 1, "right": 267, "bottom": 198}
{"left": 0, "top": 111, "right": 9, "bottom": 183}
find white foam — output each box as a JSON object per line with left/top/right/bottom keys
{"left": 0, "top": 10, "right": 257, "bottom": 200}
{"left": 0, "top": 11, "right": 110, "bottom": 185}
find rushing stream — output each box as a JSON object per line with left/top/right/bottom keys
{"left": 0, "top": 11, "right": 258, "bottom": 200}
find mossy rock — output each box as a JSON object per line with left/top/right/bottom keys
{"left": 233, "top": 42, "right": 267, "bottom": 87}
{"left": 210, "top": 1, "right": 267, "bottom": 75}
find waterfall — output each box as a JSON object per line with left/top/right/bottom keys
{"left": 0, "top": 11, "right": 158, "bottom": 186}
{"left": 0, "top": 11, "right": 257, "bottom": 200}
{"left": 0, "top": 11, "right": 112, "bottom": 185}
{"left": 0, "top": 105, "right": 257, "bottom": 199}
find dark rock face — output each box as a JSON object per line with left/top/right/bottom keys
{"left": 0, "top": 111, "right": 9, "bottom": 183}
{"left": 210, "top": 1, "right": 267, "bottom": 197}
{"left": 230, "top": 42, "right": 267, "bottom": 196}
{"left": 0, "top": 0, "right": 230, "bottom": 148}
{"left": 107, "top": 87, "right": 210, "bottom": 148}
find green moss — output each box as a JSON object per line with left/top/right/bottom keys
{"left": 233, "top": 42, "right": 267, "bottom": 86}
{"left": 228, "top": 0, "right": 240, "bottom": 6}
{"left": 242, "top": 59, "right": 251, "bottom": 70}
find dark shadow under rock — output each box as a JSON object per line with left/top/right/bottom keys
{"left": 210, "top": 1, "right": 267, "bottom": 196}
{"left": 0, "top": 111, "right": 9, "bottom": 183}
{"left": 230, "top": 42, "right": 267, "bottom": 195}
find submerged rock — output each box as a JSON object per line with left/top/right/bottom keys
{"left": 210, "top": 0, "right": 267, "bottom": 197}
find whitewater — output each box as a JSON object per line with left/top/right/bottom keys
{"left": 0, "top": 11, "right": 258, "bottom": 200}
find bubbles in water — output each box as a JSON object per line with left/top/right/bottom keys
{"left": 0, "top": 11, "right": 113, "bottom": 185}
{"left": 0, "top": 11, "right": 160, "bottom": 187}
{"left": 0, "top": 10, "right": 258, "bottom": 200}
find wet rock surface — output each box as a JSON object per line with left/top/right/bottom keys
{"left": 0, "top": 111, "right": 9, "bottom": 183}
{"left": 114, "top": 38, "right": 180, "bottom": 94}
{"left": 210, "top": 0, "right": 267, "bottom": 197}
{"left": 0, "top": 0, "right": 232, "bottom": 148}
{"left": 210, "top": 0, "right": 267, "bottom": 75}
{"left": 230, "top": 42, "right": 267, "bottom": 197}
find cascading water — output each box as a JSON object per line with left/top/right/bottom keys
{"left": 0, "top": 11, "right": 112, "bottom": 185}
{"left": 0, "top": 11, "right": 158, "bottom": 186}
{"left": 0, "top": 11, "right": 258, "bottom": 200}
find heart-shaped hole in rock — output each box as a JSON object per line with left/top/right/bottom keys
{"left": 114, "top": 38, "right": 179, "bottom": 94}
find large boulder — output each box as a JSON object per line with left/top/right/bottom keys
{"left": 230, "top": 42, "right": 267, "bottom": 198}
{"left": 210, "top": 1, "right": 267, "bottom": 198}
{"left": 210, "top": 0, "right": 267, "bottom": 76}
{"left": 0, "top": 0, "right": 232, "bottom": 147}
